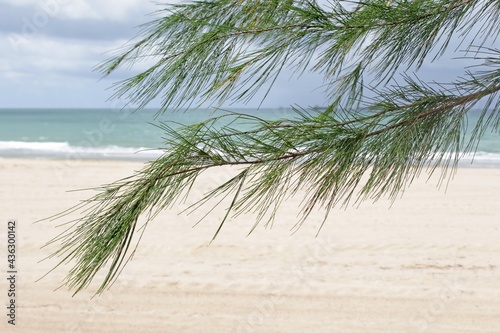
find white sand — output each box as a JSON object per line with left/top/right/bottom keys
{"left": 1, "top": 158, "right": 499, "bottom": 332}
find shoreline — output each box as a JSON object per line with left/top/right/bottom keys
{"left": 2, "top": 153, "right": 500, "bottom": 168}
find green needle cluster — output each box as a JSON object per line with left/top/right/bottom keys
{"left": 47, "top": 0, "right": 499, "bottom": 295}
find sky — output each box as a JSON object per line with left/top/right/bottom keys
{"left": 0, "top": 0, "right": 491, "bottom": 109}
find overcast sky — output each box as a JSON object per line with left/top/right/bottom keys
{"left": 0, "top": 0, "right": 490, "bottom": 109}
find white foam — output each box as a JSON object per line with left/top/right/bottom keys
{"left": 0, "top": 141, "right": 163, "bottom": 160}
{"left": 0, "top": 141, "right": 71, "bottom": 151}
{"left": 459, "top": 152, "right": 500, "bottom": 167}
{"left": 1, "top": 140, "right": 500, "bottom": 165}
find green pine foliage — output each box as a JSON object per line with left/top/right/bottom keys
{"left": 46, "top": 0, "right": 499, "bottom": 295}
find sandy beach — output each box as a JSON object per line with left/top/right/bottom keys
{"left": 1, "top": 157, "right": 499, "bottom": 332}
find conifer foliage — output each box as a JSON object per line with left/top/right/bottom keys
{"left": 47, "top": 0, "right": 499, "bottom": 294}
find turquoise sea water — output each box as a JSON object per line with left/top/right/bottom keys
{"left": 0, "top": 108, "right": 499, "bottom": 167}
{"left": 0, "top": 108, "right": 294, "bottom": 160}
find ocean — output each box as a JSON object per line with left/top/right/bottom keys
{"left": 0, "top": 108, "right": 499, "bottom": 167}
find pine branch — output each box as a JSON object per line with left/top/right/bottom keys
{"left": 367, "top": 82, "right": 500, "bottom": 137}
{"left": 97, "top": 0, "right": 498, "bottom": 110}
{"left": 46, "top": 66, "right": 499, "bottom": 294}
{"left": 45, "top": 1, "right": 499, "bottom": 295}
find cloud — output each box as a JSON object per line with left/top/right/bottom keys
{"left": 2, "top": 31, "right": 129, "bottom": 73}
{"left": 0, "top": 0, "right": 162, "bottom": 22}
{"left": 0, "top": 1, "right": 151, "bottom": 108}
{"left": 0, "top": 1, "right": 160, "bottom": 44}
{"left": 0, "top": 0, "right": 494, "bottom": 109}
